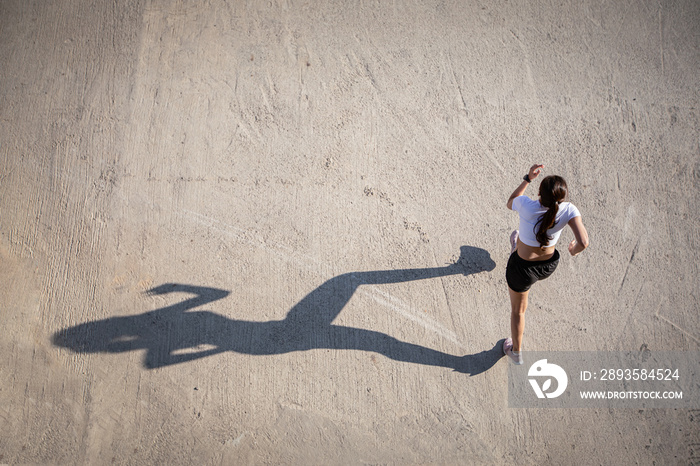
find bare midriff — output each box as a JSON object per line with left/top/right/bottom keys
{"left": 516, "top": 238, "right": 556, "bottom": 261}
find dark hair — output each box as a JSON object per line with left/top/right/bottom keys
{"left": 535, "top": 175, "right": 568, "bottom": 248}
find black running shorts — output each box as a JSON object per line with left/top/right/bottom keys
{"left": 506, "top": 249, "right": 560, "bottom": 292}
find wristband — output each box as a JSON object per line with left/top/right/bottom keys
{"left": 523, "top": 174, "right": 531, "bottom": 183}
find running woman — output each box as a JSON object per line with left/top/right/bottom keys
{"left": 503, "top": 164, "right": 589, "bottom": 364}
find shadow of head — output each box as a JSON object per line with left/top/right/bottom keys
{"left": 457, "top": 245, "right": 496, "bottom": 274}
{"left": 52, "top": 317, "right": 144, "bottom": 354}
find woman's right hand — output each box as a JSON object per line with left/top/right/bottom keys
{"left": 529, "top": 164, "right": 544, "bottom": 180}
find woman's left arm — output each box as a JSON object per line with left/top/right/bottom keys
{"left": 507, "top": 164, "right": 544, "bottom": 210}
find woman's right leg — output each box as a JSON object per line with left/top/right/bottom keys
{"left": 508, "top": 287, "right": 529, "bottom": 351}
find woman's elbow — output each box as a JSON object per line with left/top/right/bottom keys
{"left": 580, "top": 236, "right": 590, "bottom": 249}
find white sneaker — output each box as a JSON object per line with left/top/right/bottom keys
{"left": 510, "top": 230, "right": 519, "bottom": 254}
{"left": 502, "top": 338, "right": 524, "bottom": 365}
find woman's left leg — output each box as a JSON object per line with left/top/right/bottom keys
{"left": 508, "top": 287, "right": 529, "bottom": 352}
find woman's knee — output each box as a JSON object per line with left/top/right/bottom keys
{"left": 508, "top": 290, "right": 528, "bottom": 314}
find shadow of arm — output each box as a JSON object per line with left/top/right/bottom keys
{"left": 146, "top": 284, "right": 230, "bottom": 312}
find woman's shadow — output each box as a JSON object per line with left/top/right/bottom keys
{"left": 53, "top": 246, "right": 503, "bottom": 375}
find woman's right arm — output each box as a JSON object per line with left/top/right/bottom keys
{"left": 507, "top": 164, "right": 544, "bottom": 210}
{"left": 567, "top": 216, "right": 590, "bottom": 256}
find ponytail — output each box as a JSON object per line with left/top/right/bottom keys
{"left": 534, "top": 176, "right": 568, "bottom": 248}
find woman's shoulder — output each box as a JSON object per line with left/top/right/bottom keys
{"left": 560, "top": 201, "right": 581, "bottom": 217}
{"left": 514, "top": 196, "right": 545, "bottom": 216}
{"left": 514, "top": 195, "right": 538, "bottom": 206}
